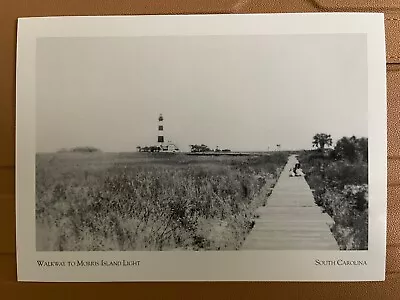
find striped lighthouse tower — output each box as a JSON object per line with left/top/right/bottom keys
{"left": 158, "top": 113, "right": 164, "bottom": 147}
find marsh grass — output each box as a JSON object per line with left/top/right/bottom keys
{"left": 36, "top": 152, "right": 287, "bottom": 251}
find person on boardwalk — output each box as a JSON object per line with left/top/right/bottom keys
{"left": 294, "top": 162, "right": 305, "bottom": 177}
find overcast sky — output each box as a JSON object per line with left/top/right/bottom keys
{"left": 36, "top": 34, "right": 367, "bottom": 152}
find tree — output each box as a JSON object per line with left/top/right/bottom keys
{"left": 334, "top": 136, "right": 368, "bottom": 162}
{"left": 149, "top": 146, "right": 160, "bottom": 152}
{"left": 312, "top": 133, "right": 332, "bottom": 151}
{"left": 335, "top": 136, "right": 357, "bottom": 161}
{"left": 189, "top": 144, "right": 212, "bottom": 153}
{"left": 356, "top": 137, "right": 368, "bottom": 162}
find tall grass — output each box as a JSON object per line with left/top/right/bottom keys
{"left": 36, "top": 152, "right": 288, "bottom": 251}
{"left": 298, "top": 150, "right": 368, "bottom": 250}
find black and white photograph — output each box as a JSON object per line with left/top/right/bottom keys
{"left": 35, "top": 34, "right": 369, "bottom": 252}
{"left": 16, "top": 14, "right": 387, "bottom": 281}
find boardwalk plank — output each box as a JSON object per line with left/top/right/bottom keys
{"left": 241, "top": 155, "right": 338, "bottom": 250}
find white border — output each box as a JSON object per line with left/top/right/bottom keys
{"left": 16, "top": 13, "right": 387, "bottom": 282}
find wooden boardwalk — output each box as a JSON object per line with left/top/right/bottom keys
{"left": 241, "top": 155, "right": 339, "bottom": 250}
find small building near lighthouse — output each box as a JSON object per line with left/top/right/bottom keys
{"left": 162, "top": 141, "right": 180, "bottom": 153}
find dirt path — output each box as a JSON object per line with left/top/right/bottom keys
{"left": 241, "top": 155, "right": 339, "bottom": 250}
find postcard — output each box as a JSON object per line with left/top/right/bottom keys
{"left": 16, "top": 13, "right": 387, "bottom": 281}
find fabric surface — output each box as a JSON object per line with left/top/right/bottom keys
{"left": 0, "top": 0, "right": 399, "bottom": 299}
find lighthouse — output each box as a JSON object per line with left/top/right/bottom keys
{"left": 158, "top": 113, "right": 164, "bottom": 146}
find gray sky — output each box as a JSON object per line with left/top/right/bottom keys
{"left": 36, "top": 34, "right": 368, "bottom": 152}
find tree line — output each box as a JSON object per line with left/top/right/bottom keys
{"left": 189, "top": 144, "right": 231, "bottom": 153}
{"left": 312, "top": 133, "right": 368, "bottom": 162}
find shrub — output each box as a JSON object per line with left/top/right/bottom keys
{"left": 298, "top": 150, "right": 368, "bottom": 250}
{"left": 334, "top": 136, "right": 368, "bottom": 163}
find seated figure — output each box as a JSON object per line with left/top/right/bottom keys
{"left": 295, "top": 168, "right": 305, "bottom": 176}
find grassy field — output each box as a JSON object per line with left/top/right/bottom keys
{"left": 298, "top": 150, "right": 368, "bottom": 250}
{"left": 36, "top": 151, "right": 288, "bottom": 251}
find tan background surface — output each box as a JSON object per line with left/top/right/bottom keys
{"left": 1, "top": 0, "right": 399, "bottom": 298}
